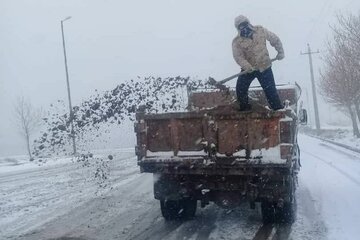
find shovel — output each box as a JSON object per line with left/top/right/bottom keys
{"left": 208, "top": 58, "right": 277, "bottom": 89}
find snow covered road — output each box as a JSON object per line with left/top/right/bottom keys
{"left": 1, "top": 134, "right": 360, "bottom": 239}
{"left": 299, "top": 135, "right": 360, "bottom": 240}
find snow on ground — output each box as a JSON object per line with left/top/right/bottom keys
{"left": 1, "top": 136, "right": 360, "bottom": 239}
{"left": 298, "top": 134, "right": 360, "bottom": 240}
{"left": 0, "top": 148, "right": 137, "bottom": 240}
{"left": 0, "top": 147, "right": 135, "bottom": 175}
{"left": 300, "top": 125, "right": 360, "bottom": 150}
{"left": 0, "top": 154, "right": 74, "bottom": 174}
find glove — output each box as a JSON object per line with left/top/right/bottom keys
{"left": 276, "top": 52, "right": 285, "bottom": 60}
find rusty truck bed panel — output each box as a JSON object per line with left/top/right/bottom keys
{"left": 137, "top": 110, "right": 285, "bottom": 156}
{"left": 135, "top": 85, "right": 299, "bottom": 175}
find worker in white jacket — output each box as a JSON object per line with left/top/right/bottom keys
{"left": 232, "top": 15, "right": 284, "bottom": 111}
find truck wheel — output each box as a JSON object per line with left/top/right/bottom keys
{"left": 160, "top": 199, "right": 197, "bottom": 220}
{"left": 181, "top": 199, "right": 197, "bottom": 219}
{"left": 275, "top": 175, "right": 297, "bottom": 224}
{"left": 275, "top": 199, "right": 296, "bottom": 224}
{"left": 160, "top": 200, "right": 180, "bottom": 220}
{"left": 261, "top": 201, "right": 275, "bottom": 224}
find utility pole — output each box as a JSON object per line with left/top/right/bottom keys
{"left": 301, "top": 43, "right": 321, "bottom": 131}
{"left": 305, "top": 88, "right": 312, "bottom": 127}
{"left": 61, "top": 16, "right": 77, "bottom": 155}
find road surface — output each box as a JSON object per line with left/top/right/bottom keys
{"left": 1, "top": 134, "right": 360, "bottom": 240}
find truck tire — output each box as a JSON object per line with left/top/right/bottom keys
{"left": 275, "top": 199, "right": 296, "bottom": 224}
{"left": 160, "top": 199, "right": 197, "bottom": 220}
{"left": 261, "top": 201, "right": 275, "bottom": 224}
{"left": 275, "top": 175, "right": 297, "bottom": 224}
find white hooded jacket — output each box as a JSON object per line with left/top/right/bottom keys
{"left": 232, "top": 16, "right": 284, "bottom": 72}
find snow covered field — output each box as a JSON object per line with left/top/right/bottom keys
{"left": 1, "top": 134, "right": 360, "bottom": 240}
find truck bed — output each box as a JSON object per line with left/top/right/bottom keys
{"left": 135, "top": 104, "right": 295, "bottom": 175}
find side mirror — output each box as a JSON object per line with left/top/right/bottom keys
{"left": 299, "top": 109, "right": 308, "bottom": 125}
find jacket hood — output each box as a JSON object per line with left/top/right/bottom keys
{"left": 234, "top": 15, "right": 250, "bottom": 28}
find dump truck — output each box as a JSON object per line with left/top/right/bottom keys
{"left": 134, "top": 84, "right": 305, "bottom": 223}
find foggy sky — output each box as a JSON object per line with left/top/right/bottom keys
{"left": 1, "top": 0, "right": 359, "bottom": 156}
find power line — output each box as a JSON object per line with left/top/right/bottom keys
{"left": 305, "top": 0, "right": 334, "bottom": 42}
{"left": 305, "top": 0, "right": 357, "bottom": 43}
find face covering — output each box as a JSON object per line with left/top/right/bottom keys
{"left": 240, "top": 26, "right": 253, "bottom": 38}
{"left": 238, "top": 22, "right": 253, "bottom": 38}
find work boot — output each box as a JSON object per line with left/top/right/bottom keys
{"left": 239, "top": 105, "right": 252, "bottom": 112}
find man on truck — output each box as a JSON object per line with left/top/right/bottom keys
{"left": 232, "top": 15, "right": 285, "bottom": 111}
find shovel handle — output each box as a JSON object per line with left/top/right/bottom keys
{"left": 216, "top": 58, "right": 278, "bottom": 85}
{"left": 217, "top": 71, "right": 247, "bottom": 85}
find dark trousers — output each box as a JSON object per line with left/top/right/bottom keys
{"left": 236, "top": 67, "right": 283, "bottom": 110}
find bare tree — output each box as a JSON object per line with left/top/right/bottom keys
{"left": 14, "top": 97, "right": 43, "bottom": 160}
{"left": 331, "top": 12, "right": 360, "bottom": 121}
{"left": 319, "top": 61, "right": 360, "bottom": 137}
{"left": 319, "top": 12, "right": 360, "bottom": 137}
{"left": 332, "top": 13, "right": 360, "bottom": 55}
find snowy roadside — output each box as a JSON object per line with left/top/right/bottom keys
{"left": 0, "top": 149, "right": 138, "bottom": 240}
{"left": 299, "top": 126, "right": 360, "bottom": 152}
{"left": 0, "top": 147, "right": 135, "bottom": 175}
{"left": 298, "top": 134, "right": 360, "bottom": 240}
{"left": 0, "top": 155, "right": 74, "bottom": 175}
